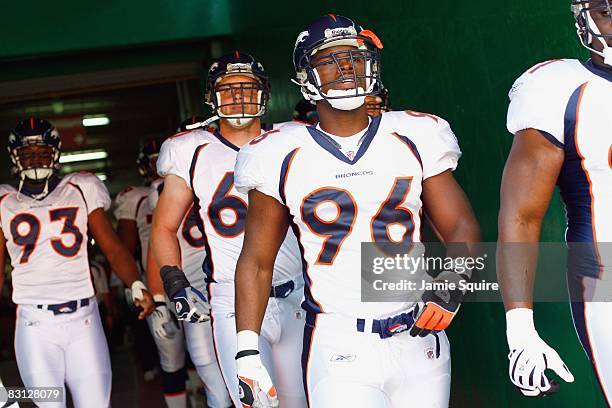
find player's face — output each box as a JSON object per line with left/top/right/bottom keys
{"left": 590, "top": 3, "right": 612, "bottom": 48}
{"left": 365, "top": 95, "right": 384, "bottom": 117}
{"left": 17, "top": 145, "right": 54, "bottom": 169}
{"left": 311, "top": 45, "right": 367, "bottom": 94}
{"left": 216, "top": 74, "right": 261, "bottom": 116}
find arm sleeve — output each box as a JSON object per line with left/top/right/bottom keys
{"left": 157, "top": 137, "right": 192, "bottom": 185}
{"left": 234, "top": 146, "right": 284, "bottom": 203}
{"left": 113, "top": 188, "right": 139, "bottom": 220}
{"left": 73, "top": 173, "right": 111, "bottom": 214}
{"left": 420, "top": 119, "right": 462, "bottom": 179}
{"left": 506, "top": 68, "right": 567, "bottom": 145}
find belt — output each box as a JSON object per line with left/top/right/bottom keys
{"left": 36, "top": 298, "right": 90, "bottom": 315}
{"left": 270, "top": 280, "right": 295, "bottom": 298}
{"left": 356, "top": 310, "right": 416, "bottom": 339}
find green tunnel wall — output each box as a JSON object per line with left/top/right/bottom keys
{"left": 228, "top": 1, "right": 603, "bottom": 406}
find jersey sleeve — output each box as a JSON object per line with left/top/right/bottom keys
{"left": 419, "top": 118, "right": 462, "bottom": 179}
{"left": 506, "top": 61, "right": 573, "bottom": 145}
{"left": 71, "top": 172, "right": 111, "bottom": 214}
{"left": 148, "top": 179, "right": 164, "bottom": 210}
{"left": 234, "top": 142, "right": 284, "bottom": 203}
{"left": 157, "top": 135, "right": 193, "bottom": 185}
{"left": 113, "top": 187, "right": 142, "bottom": 220}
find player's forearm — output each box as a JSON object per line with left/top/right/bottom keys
{"left": 145, "top": 241, "right": 165, "bottom": 296}
{"left": 497, "top": 212, "right": 542, "bottom": 311}
{"left": 116, "top": 220, "right": 138, "bottom": 258}
{"left": 235, "top": 256, "right": 272, "bottom": 334}
{"left": 150, "top": 223, "right": 182, "bottom": 268}
{"left": 106, "top": 245, "right": 140, "bottom": 286}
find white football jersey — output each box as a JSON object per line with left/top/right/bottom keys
{"left": 272, "top": 121, "right": 308, "bottom": 130}
{"left": 507, "top": 59, "right": 612, "bottom": 244}
{"left": 235, "top": 111, "right": 461, "bottom": 318}
{"left": 0, "top": 172, "right": 111, "bottom": 304}
{"left": 149, "top": 178, "right": 207, "bottom": 291}
{"left": 157, "top": 128, "right": 302, "bottom": 287}
{"left": 113, "top": 185, "right": 151, "bottom": 270}
{"left": 0, "top": 184, "right": 16, "bottom": 197}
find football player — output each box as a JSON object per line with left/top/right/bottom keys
{"left": 0, "top": 118, "right": 154, "bottom": 408}
{"left": 151, "top": 51, "right": 307, "bottom": 407}
{"left": 498, "top": 0, "right": 612, "bottom": 401}
{"left": 114, "top": 137, "right": 189, "bottom": 408}
{"left": 233, "top": 14, "right": 480, "bottom": 408}
{"left": 145, "top": 131, "right": 231, "bottom": 408}
{"left": 365, "top": 87, "right": 391, "bottom": 117}
{"left": 292, "top": 98, "right": 319, "bottom": 125}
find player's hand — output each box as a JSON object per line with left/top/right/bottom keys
{"left": 131, "top": 280, "right": 155, "bottom": 319}
{"left": 171, "top": 287, "right": 211, "bottom": 323}
{"left": 410, "top": 271, "right": 466, "bottom": 337}
{"left": 236, "top": 331, "right": 278, "bottom": 408}
{"left": 150, "top": 295, "right": 180, "bottom": 339}
{"left": 161, "top": 265, "right": 210, "bottom": 323}
{"left": 506, "top": 308, "right": 574, "bottom": 396}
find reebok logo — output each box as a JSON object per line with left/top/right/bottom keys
{"left": 330, "top": 354, "right": 356, "bottom": 362}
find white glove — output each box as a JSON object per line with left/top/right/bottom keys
{"left": 131, "top": 280, "right": 147, "bottom": 302}
{"left": 506, "top": 308, "right": 574, "bottom": 396}
{"left": 150, "top": 294, "right": 180, "bottom": 340}
{"left": 236, "top": 330, "right": 278, "bottom": 408}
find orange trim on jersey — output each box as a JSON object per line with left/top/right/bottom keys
{"left": 312, "top": 200, "right": 341, "bottom": 225}
{"left": 370, "top": 177, "right": 415, "bottom": 243}
{"left": 391, "top": 132, "right": 423, "bottom": 171}
{"left": 217, "top": 206, "right": 239, "bottom": 228}
{"left": 608, "top": 145, "right": 612, "bottom": 169}
{"left": 207, "top": 171, "right": 248, "bottom": 239}
{"left": 300, "top": 187, "right": 358, "bottom": 266}
{"left": 528, "top": 59, "right": 563, "bottom": 74}
{"left": 10, "top": 212, "right": 42, "bottom": 264}
{"left": 404, "top": 110, "right": 439, "bottom": 123}
{"left": 168, "top": 129, "right": 195, "bottom": 140}
{"left": 572, "top": 82, "right": 603, "bottom": 278}
{"left": 328, "top": 13, "right": 337, "bottom": 21}
{"left": 249, "top": 129, "right": 280, "bottom": 145}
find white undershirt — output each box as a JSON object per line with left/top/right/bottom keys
{"left": 316, "top": 118, "right": 371, "bottom": 160}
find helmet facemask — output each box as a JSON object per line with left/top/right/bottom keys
{"left": 10, "top": 137, "right": 61, "bottom": 200}
{"left": 212, "top": 77, "right": 269, "bottom": 128}
{"left": 573, "top": 0, "right": 612, "bottom": 66}
{"left": 293, "top": 30, "right": 383, "bottom": 111}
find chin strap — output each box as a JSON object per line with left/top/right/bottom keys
{"left": 184, "top": 115, "right": 219, "bottom": 131}
{"left": 17, "top": 174, "right": 51, "bottom": 201}
{"left": 579, "top": 8, "right": 612, "bottom": 66}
